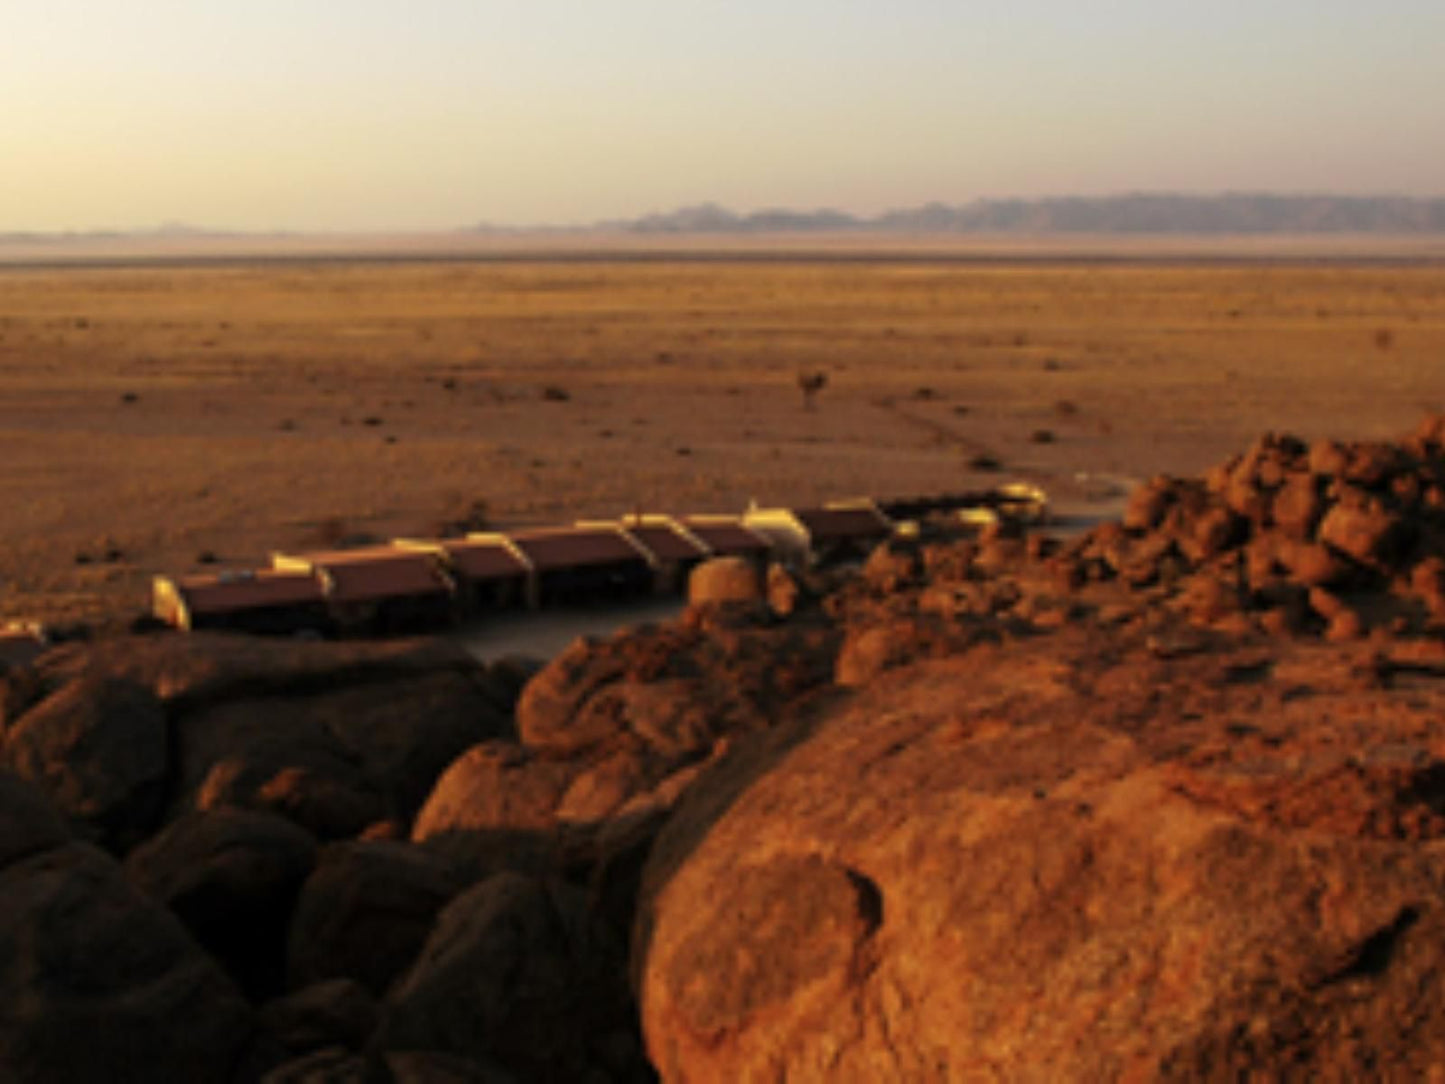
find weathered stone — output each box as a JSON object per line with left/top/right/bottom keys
{"left": 1308, "top": 439, "right": 1350, "bottom": 477}
{"left": 554, "top": 747, "right": 654, "bottom": 825}
{"left": 1325, "top": 609, "right": 1366, "bottom": 642}
{"left": 513, "top": 636, "right": 635, "bottom": 755}
{"left": 287, "top": 840, "right": 460, "bottom": 997}
{"left": 1224, "top": 471, "right": 1271, "bottom": 523}
{"left": 766, "top": 562, "right": 802, "bottom": 616}
{"left": 973, "top": 534, "right": 1027, "bottom": 575}
{"left": 687, "top": 556, "right": 765, "bottom": 609}
{"left": 836, "top": 616, "right": 994, "bottom": 687}
{"left": 638, "top": 637, "right": 1445, "bottom": 1079}
{"left": 178, "top": 697, "right": 384, "bottom": 840}
{"left": 920, "top": 538, "right": 977, "bottom": 582}
{"left": 1410, "top": 557, "right": 1445, "bottom": 617}
{"left": 125, "top": 807, "right": 319, "bottom": 999}
{"left": 1277, "top": 539, "right": 1352, "bottom": 588}
{"left": 1122, "top": 475, "right": 1175, "bottom": 532}
{"left": 1410, "top": 414, "right": 1445, "bottom": 453}
{"left": 34, "top": 632, "right": 474, "bottom": 713}
{"left": 258, "top": 979, "right": 378, "bottom": 1059}
{"left": 411, "top": 741, "right": 579, "bottom": 863}
{"left": 1180, "top": 504, "right": 1244, "bottom": 563}
{"left": 0, "top": 768, "right": 70, "bottom": 869}
{"left": 173, "top": 669, "right": 507, "bottom": 839}
{"left": 1178, "top": 574, "right": 1242, "bottom": 625}
{"left": 514, "top": 620, "right": 836, "bottom": 765}
{"left": 1318, "top": 496, "right": 1411, "bottom": 570}
{"left": 380, "top": 872, "right": 639, "bottom": 1081}
{"left": 1342, "top": 441, "right": 1406, "bottom": 488}
{"left": 1307, "top": 586, "right": 1350, "bottom": 622}
{"left": 1271, "top": 472, "right": 1325, "bottom": 537}
{"left": 0, "top": 675, "right": 169, "bottom": 852}
{"left": 307, "top": 671, "right": 514, "bottom": 822}
{"left": 861, "top": 540, "right": 922, "bottom": 594}
{"left": 1243, "top": 534, "right": 1280, "bottom": 592}
{"left": 0, "top": 841, "right": 254, "bottom": 1083}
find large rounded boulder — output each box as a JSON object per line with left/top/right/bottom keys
{"left": 687, "top": 556, "right": 766, "bottom": 610}
{"left": 286, "top": 839, "right": 461, "bottom": 997}
{"left": 125, "top": 807, "right": 319, "bottom": 1000}
{"left": 0, "top": 772, "right": 256, "bottom": 1082}
{"left": 514, "top": 621, "right": 838, "bottom": 765}
{"left": 1, "top": 675, "right": 169, "bottom": 851}
{"left": 636, "top": 631, "right": 1445, "bottom": 1080}
{"left": 379, "top": 871, "right": 644, "bottom": 1081}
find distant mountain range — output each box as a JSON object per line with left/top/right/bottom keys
{"left": 8, "top": 194, "right": 1445, "bottom": 244}
{"left": 592, "top": 194, "right": 1445, "bottom": 235}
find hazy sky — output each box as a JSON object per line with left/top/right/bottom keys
{"left": 5, "top": 0, "right": 1443, "bottom": 231}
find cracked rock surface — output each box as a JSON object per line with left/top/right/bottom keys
{"left": 635, "top": 628, "right": 1445, "bottom": 1080}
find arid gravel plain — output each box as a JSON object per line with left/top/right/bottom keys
{"left": 1, "top": 250, "right": 1443, "bottom": 625}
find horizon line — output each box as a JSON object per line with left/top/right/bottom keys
{"left": 7, "top": 190, "right": 1445, "bottom": 240}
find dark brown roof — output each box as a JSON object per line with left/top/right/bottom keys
{"left": 174, "top": 570, "right": 326, "bottom": 614}
{"left": 794, "top": 506, "right": 893, "bottom": 542}
{"left": 434, "top": 539, "right": 530, "bottom": 581}
{"left": 506, "top": 527, "right": 648, "bottom": 572}
{"left": 623, "top": 523, "right": 710, "bottom": 563}
{"left": 680, "top": 517, "right": 773, "bottom": 556}
{"left": 289, "top": 549, "right": 452, "bottom": 603}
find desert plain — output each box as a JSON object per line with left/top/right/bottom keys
{"left": 1, "top": 248, "right": 1444, "bottom": 625}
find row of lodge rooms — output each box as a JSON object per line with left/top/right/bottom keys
{"left": 151, "top": 499, "right": 909, "bottom": 638}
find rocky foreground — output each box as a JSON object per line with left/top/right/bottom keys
{"left": 8, "top": 419, "right": 1445, "bottom": 1080}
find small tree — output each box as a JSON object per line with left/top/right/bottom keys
{"left": 797, "top": 370, "right": 828, "bottom": 411}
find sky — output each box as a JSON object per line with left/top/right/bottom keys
{"left": 3, "top": 0, "right": 1443, "bottom": 232}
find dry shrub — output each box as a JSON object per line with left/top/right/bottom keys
{"left": 967, "top": 452, "right": 1003, "bottom": 472}
{"left": 797, "top": 371, "right": 828, "bottom": 409}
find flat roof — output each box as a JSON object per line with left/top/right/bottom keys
{"left": 503, "top": 526, "right": 648, "bottom": 572}
{"left": 622, "top": 523, "right": 710, "bottom": 562}
{"left": 279, "top": 549, "right": 452, "bottom": 603}
{"left": 680, "top": 517, "right": 773, "bottom": 556}
{"left": 794, "top": 505, "right": 893, "bottom": 542}
{"left": 169, "top": 569, "right": 326, "bottom": 614}
{"left": 432, "top": 538, "right": 530, "bottom": 581}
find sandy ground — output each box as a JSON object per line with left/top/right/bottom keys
{"left": 0, "top": 253, "right": 1442, "bottom": 626}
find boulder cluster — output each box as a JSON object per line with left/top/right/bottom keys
{"left": 1102, "top": 415, "right": 1445, "bottom": 639}
{"left": 7, "top": 417, "right": 1445, "bottom": 1080}
{"left": 0, "top": 592, "right": 840, "bottom": 1081}
{"left": 822, "top": 415, "right": 1445, "bottom": 687}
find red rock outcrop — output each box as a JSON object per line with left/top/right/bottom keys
{"left": 11, "top": 416, "right": 1445, "bottom": 1080}
{"left": 636, "top": 627, "right": 1445, "bottom": 1079}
